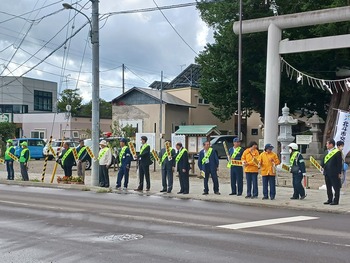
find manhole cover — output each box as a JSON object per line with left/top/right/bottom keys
{"left": 102, "top": 234, "right": 143, "bottom": 242}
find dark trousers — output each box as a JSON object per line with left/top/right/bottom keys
{"left": 262, "top": 175, "right": 276, "bottom": 199}
{"left": 63, "top": 165, "right": 73, "bottom": 177}
{"left": 99, "top": 165, "right": 110, "bottom": 187}
{"left": 292, "top": 172, "right": 305, "bottom": 198}
{"left": 203, "top": 164, "right": 219, "bottom": 193}
{"left": 161, "top": 168, "right": 174, "bottom": 191}
{"left": 6, "top": 161, "right": 14, "bottom": 180}
{"left": 138, "top": 164, "right": 150, "bottom": 190}
{"left": 179, "top": 170, "right": 189, "bottom": 193}
{"left": 246, "top": 172, "right": 258, "bottom": 197}
{"left": 20, "top": 162, "right": 29, "bottom": 181}
{"left": 325, "top": 174, "right": 341, "bottom": 204}
{"left": 230, "top": 167, "right": 243, "bottom": 195}
{"left": 117, "top": 166, "right": 129, "bottom": 188}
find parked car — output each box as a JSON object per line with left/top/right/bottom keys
{"left": 210, "top": 135, "right": 238, "bottom": 158}
{"left": 12, "top": 138, "right": 46, "bottom": 160}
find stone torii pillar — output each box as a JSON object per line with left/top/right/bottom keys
{"left": 233, "top": 7, "right": 350, "bottom": 149}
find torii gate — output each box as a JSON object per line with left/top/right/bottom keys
{"left": 233, "top": 6, "right": 350, "bottom": 149}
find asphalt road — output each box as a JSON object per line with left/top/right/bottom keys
{"left": 0, "top": 185, "right": 349, "bottom": 263}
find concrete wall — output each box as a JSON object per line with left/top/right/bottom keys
{"left": 246, "top": 111, "right": 264, "bottom": 145}
{"left": 166, "top": 87, "right": 235, "bottom": 134}
{"left": 0, "top": 77, "right": 57, "bottom": 113}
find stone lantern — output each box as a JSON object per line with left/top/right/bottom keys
{"left": 305, "top": 112, "right": 324, "bottom": 160}
{"left": 277, "top": 104, "right": 298, "bottom": 165}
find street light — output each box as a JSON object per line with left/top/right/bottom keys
{"left": 63, "top": 2, "right": 100, "bottom": 187}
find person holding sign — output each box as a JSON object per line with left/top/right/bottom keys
{"left": 321, "top": 139, "right": 343, "bottom": 205}
{"left": 198, "top": 141, "right": 220, "bottom": 195}
{"left": 259, "top": 144, "right": 280, "bottom": 200}
{"left": 175, "top": 142, "right": 190, "bottom": 194}
{"left": 241, "top": 141, "right": 260, "bottom": 199}
{"left": 159, "top": 140, "right": 176, "bottom": 193}
{"left": 57, "top": 142, "right": 75, "bottom": 178}
{"left": 5, "top": 139, "right": 15, "bottom": 180}
{"left": 134, "top": 136, "right": 152, "bottom": 192}
{"left": 98, "top": 140, "right": 112, "bottom": 188}
{"left": 76, "top": 139, "right": 90, "bottom": 182}
{"left": 228, "top": 138, "right": 244, "bottom": 196}
{"left": 288, "top": 143, "right": 307, "bottom": 200}
{"left": 116, "top": 138, "right": 132, "bottom": 190}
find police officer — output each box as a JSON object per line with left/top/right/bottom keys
{"left": 19, "top": 142, "right": 30, "bottom": 181}
{"left": 5, "top": 139, "right": 15, "bottom": 180}
{"left": 288, "top": 143, "right": 307, "bottom": 200}
{"left": 116, "top": 138, "right": 132, "bottom": 190}
{"left": 228, "top": 138, "right": 244, "bottom": 196}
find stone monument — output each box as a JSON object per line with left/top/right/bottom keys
{"left": 305, "top": 112, "right": 325, "bottom": 160}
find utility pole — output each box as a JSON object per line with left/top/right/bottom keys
{"left": 237, "top": 0, "right": 243, "bottom": 139}
{"left": 159, "top": 71, "right": 163, "bottom": 151}
{"left": 91, "top": 0, "right": 100, "bottom": 186}
{"left": 122, "top": 63, "right": 125, "bottom": 93}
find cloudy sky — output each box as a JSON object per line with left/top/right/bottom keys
{"left": 0, "top": 0, "right": 213, "bottom": 102}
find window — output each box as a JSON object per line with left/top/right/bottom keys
{"left": 31, "top": 131, "right": 45, "bottom": 139}
{"left": 251, "top": 128, "right": 259, "bottom": 135}
{"left": 34, "top": 90, "right": 52, "bottom": 111}
{"left": 198, "top": 98, "right": 210, "bottom": 105}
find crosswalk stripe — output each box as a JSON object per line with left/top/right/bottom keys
{"left": 217, "top": 216, "right": 319, "bottom": 230}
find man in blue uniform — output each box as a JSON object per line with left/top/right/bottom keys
{"left": 116, "top": 138, "right": 132, "bottom": 190}
{"left": 198, "top": 141, "right": 220, "bottom": 195}
{"left": 228, "top": 138, "right": 244, "bottom": 196}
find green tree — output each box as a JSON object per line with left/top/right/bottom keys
{"left": 0, "top": 123, "right": 16, "bottom": 156}
{"left": 79, "top": 99, "right": 112, "bottom": 119}
{"left": 57, "top": 89, "right": 83, "bottom": 116}
{"left": 196, "top": 0, "right": 350, "bottom": 131}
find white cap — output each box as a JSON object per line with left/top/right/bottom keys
{"left": 99, "top": 140, "right": 107, "bottom": 146}
{"left": 288, "top": 143, "right": 298, "bottom": 150}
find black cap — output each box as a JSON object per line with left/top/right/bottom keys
{"left": 120, "top": 138, "right": 127, "bottom": 143}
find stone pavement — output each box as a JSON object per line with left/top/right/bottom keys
{"left": 0, "top": 167, "right": 349, "bottom": 214}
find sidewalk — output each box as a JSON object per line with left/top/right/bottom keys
{"left": 1, "top": 169, "right": 349, "bottom": 214}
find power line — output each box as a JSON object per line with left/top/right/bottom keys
{"left": 152, "top": 0, "right": 198, "bottom": 56}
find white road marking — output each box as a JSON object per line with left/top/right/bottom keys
{"left": 217, "top": 216, "right": 319, "bottom": 230}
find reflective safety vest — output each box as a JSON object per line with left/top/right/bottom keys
{"left": 175, "top": 148, "right": 187, "bottom": 163}
{"left": 201, "top": 148, "right": 213, "bottom": 164}
{"left": 19, "top": 148, "right": 30, "bottom": 163}
{"left": 290, "top": 151, "right": 299, "bottom": 166}
{"left": 98, "top": 147, "right": 109, "bottom": 160}
{"left": 77, "top": 146, "right": 87, "bottom": 159}
{"left": 324, "top": 148, "right": 339, "bottom": 164}
{"left": 5, "top": 146, "right": 14, "bottom": 161}
{"left": 61, "top": 148, "right": 73, "bottom": 166}
{"left": 119, "top": 146, "right": 127, "bottom": 165}
{"left": 227, "top": 147, "right": 242, "bottom": 168}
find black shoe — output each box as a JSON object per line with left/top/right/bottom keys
{"left": 134, "top": 188, "right": 142, "bottom": 192}
{"left": 230, "top": 192, "right": 237, "bottom": 195}
{"left": 323, "top": 201, "right": 332, "bottom": 205}
{"left": 202, "top": 192, "right": 208, "bottom": 195}
{"left": 262, "top": 197, "right": 268, "bottom": 200}
{"left": 300, "top": 194, "right": 307, "bottom": 200}
{"left": 290, "top": 197, "right": 299, "bottom": 200}
{"left": 330, "top": 202, "right": 339, "bottom": 205}
{"left": 183, "top": 192, "right": 189, "bottom": 194}
{"left": 237, "top": 193, "right": 242, "bottom": 196}
{"left": 146, "top": 188, "right": 150, "bottom": 191}
{"left": 245, "top": 195, "right": 251, "bottom": 199}
{"left": 251, "top": 196, "right": 258, "bottom": 199}
{"left": 214, "top": 192, "right": 221, "bottom": 195}
{"left": 270, "top": 197, "right": 275, "bottom": 200}
{"left": 167, "top": 190, "right": 172, "bottom": 193}
{"left": 177, "top": 191, "right": 183, "bottom": 194}
{"left": 160, "top": 189, "right": 167, "bottom": 193}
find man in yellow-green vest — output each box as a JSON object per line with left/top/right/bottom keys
{"left": 134, "top": 136, "right": 152, "bottom": 192}
{"left": 228, "top": 138, "right": 245, "bottom": 196}
{"left": 321, "top": 139, "right": 343, "bottom": 205}
{"left": 76, "top": 139, "right": 90, "bottom": 182}
{"left": 5, "top": 139, "right": 15, "bottom": 180}
{"left": 57, "top": 142, "right": 75, "bottom": 177}
{"left": 175, "top": 142, "right": 190, "bottom": 194}
{"left": 116, "top": 138, "right": 132, "bottom": 190}
{"left": 19, "top": 141, "right": 30, "bottom": 181}
{"left": 98, "top": 140, "right": 112, "bottom": 188}
{"left": 159, "top": 140, "right": 176, "bottom": 193}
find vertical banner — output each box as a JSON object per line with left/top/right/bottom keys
{"left": 334, "top": 110, "right": 350, "bottom": 155}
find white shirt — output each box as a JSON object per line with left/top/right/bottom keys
{"left": 99, "top": 147, "right": 112, "bottom": 166}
